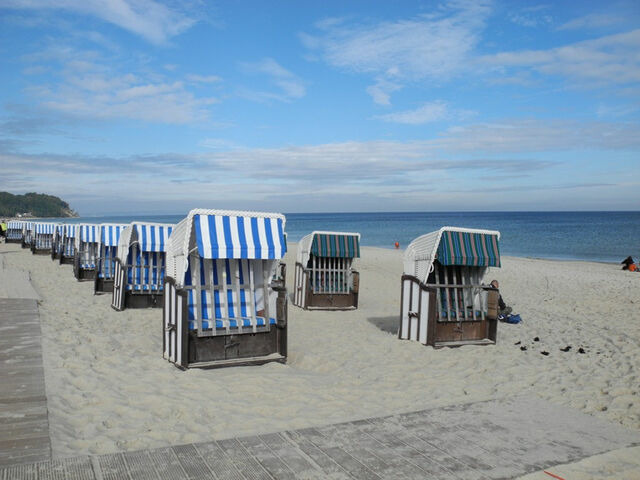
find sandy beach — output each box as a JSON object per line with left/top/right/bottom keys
{"left": 1, "top": 241, "right": 638, "bottom": 463}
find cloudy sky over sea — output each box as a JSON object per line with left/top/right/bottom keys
{"left": 1, "top": 0, "right": 639, "bottom": 215}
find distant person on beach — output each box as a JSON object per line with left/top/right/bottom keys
{"left": 490, "top": 279, "right": 512, "bottom": 317}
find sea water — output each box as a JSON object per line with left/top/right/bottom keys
{"left": 42, "top": 211, "right": 640, "bottom": 264}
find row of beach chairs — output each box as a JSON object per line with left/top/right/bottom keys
{"left": 7, "top": 212, "right": 502, "bottom": 368}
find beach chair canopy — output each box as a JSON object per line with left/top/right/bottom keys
{"left": 403, "top": 227, "right": 501, "bottom": 282}
{"left": 99, "top": 224, "right": 128, "bottom": 247}
{"left": 63, "top": 224, "right": 77, "bottom": 239}
{"left": 296, "top": 231, "right": 361, "bottom": 267}
{"left": 74, "top": 224, "right": 99, "bottom": 249}
{"left": 8, "top": 220, "right": 24, "bottom": 230}
{"left": 117, "top": 222, "right": 174, "bottom": 259}
{"left": 166, "top": 209, "right": 287, "bottom": 287}
{"left": 34, "top": 223, "right": 58, "bottom": 235}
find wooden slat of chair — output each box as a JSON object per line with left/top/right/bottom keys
{"left": 262, "top": 260, "right": 270, "bottom": 323}
{"left": 192, "top": 254, "right": 203, "bottom": 336}
{"left": 248, "top": 260, "right": 257, "bottom": 329}
{"left": 231, "top": 259, "right": 243, "bottom": 334}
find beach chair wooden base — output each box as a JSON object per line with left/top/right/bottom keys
{"left": 399, "top": 274, "right": 497, "bottom": 347}
{"left": 164, "top": 281, "right": 288, "bottom": 370}
{"left": 124, "top": 293, "right": 163, "bottom": 309}
{"left": 21, "top": 241, "right": 30, "bottom": 249}
{"left": 5, "top": 238, "right": 21, "bottom": 244}
{"left": 51, "top": 250, "right": 60, "bottom": 260}
{"left": 30, "top": 246, "right": 50, "bottom": 255}
{"left": 184, "top": 328, "right": 287, "bottom": 369}
{"left": 59, "top": 255, "right": 74, "bottom": 265}
{"left": 295, "top": 264, "right": 360, "bottom": 310}
{"left": 94, "top": 277, "right": 114, "bottom": 295}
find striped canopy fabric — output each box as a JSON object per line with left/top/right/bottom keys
{"left": 436, "top": 230, "right": 501, "bottom": 268}
{"left": 100, "top": 224, "right": 126, "bottom": 247}
{"left": 194, "top": 213, "right": 286, "bottom": 259}
{"left": 35, "top": 223, "right": 57, "bottom": 234}
{"left": 79, "top": 225, "right": 99, "bottom": 243}
{"left": 133, "top": 223, "right": 173, "bottom": 252}
{"left": 310, "top": 233, "right": 360, "bottom": 258}
{"left": 64, "top": 224, "right": 77, "bottom": 238}
{"left": 8, "top": 221, "right": 23, "bottom": 229}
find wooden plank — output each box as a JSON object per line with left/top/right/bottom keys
{"left": 193, "top": 441, "right": 244, "bottom": 480}
{"left": 172, "top": 444, "right": 212, "bottom": 479}
{"left": 297, "top": 427, "right": 382, "bottom": 480}
{"left": 0, "top": 298, "right": 50, "bottom": 468}
{"left": 236, "top": 435, "right": 295, "bottom": 480}
{"left": 146, "top": 447, "right": 188, "bottom": 480}
{"left": 257, "top": 433, "right": 323, "bottom": 480}
{"left": 123, "top": 450, "right": 160, "bottom": 480}
{"left": 217, "top": 438, "right": 273, "bottom": 480}
{"left": 97, "top": 453, "right": 130, "bottom": 480}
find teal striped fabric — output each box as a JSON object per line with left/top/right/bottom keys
{"left": 436, "top": 230, "right": 500, "bottom": 267}
{"left": 311, "top": 233, "right": 360, "bottom": 258}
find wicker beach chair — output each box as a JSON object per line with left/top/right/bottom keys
{"left": 399, "top": 227, "right": 501, "bottom": 347}
{"left": 111, "top": 222, "right": 174, "bottom": 310}
{"left": 294, "top": 231, "right": 361, "bottom": 310}
{"left": 31, "top": 223, "right": 58, "bottom": 255}
{"left": 94, "top": 224, "right": 128, "bottom": 294}
{"left": 162, "top": 209, "right": 288, "bottom": 369}
{"left": 51, "top": 224, "right": 64, "bottom": 260}
{"left": 58, "top": 224, "right": 77, "bottom": 265}
{"left": 73, "top": 224, "right": 99, "bottom": 280}
{"left": 6, "top": 221, "right": 25, "bottom": 244}
{"left": 21, "top": 222, "right": 34, "bottom": 249}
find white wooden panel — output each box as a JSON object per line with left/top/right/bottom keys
{"left": 418, "top": 290, "right": 429, "bottom": 344}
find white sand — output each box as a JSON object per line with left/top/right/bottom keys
{"left": 1, "top": 242, "right": 639, "bottom": 464}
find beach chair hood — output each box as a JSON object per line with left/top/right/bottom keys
{"left": 99, "top": 224, "right": 128, "bottom": 248}
{"left": 296, "top": 231, "right": 361, "bottom": 267}
{"left": 117, "top": 222, "right": 174, "bottom": 260}
{"left": 403, "top": 226, "right": 501, "bottom": 283}
{"left": 34, "top": 223, "right": 58, "bottom": 235}
{"left": 166, "top": 209, "right": 286, "bottom": 287}
{"left": 74, "top": 224, "right": 99, "bottom": 249}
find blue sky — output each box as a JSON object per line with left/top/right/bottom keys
{"left": 1, "top": 0, "right": 639, "bottom": 215}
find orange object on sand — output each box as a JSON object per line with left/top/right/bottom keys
{"left": 394, "top": 241, "right": 399, "bottom": 249}
{"left": 630, "top": 264, "right": 637, "bottom": 272}
{"left": 543, "top": 471, "right": 566, "bottom": 480}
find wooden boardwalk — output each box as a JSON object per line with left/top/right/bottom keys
{"left": 1, "top": 395, "right": 639, "bottom": 479}
{"left": 0, "top": 298, "right": 51, "bottom": 468}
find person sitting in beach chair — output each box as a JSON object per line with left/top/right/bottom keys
{"left": 489, "top": 280, "right": 512, "bottom": 318}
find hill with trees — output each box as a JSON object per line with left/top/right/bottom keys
{"left": 0, "top": 192, "right": 78, "bottom": 218}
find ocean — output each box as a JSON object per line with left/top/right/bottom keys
{"left": 40, "top": 211, "right": 640, "bottom": 264}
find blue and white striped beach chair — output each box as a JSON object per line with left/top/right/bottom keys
{"left": 51, "top": 224, "right": 64, "bottom": 260}
{"left": 94, "top": 224, "right": 127, "bottom": 294}
{"left": 6, "top": 221, "right": 24, "bottom": 243}
{"left": 21, "top": 222, "right": 34, "bottom": 248}
{"left": 58, "top": 224, "right": 77, "bottom": 265}
{"left": 163, "top": 209, "right": 288, "bottom": 369}
{"left": 73, "top": 224, "right": 99, "bottom": 280}
{"left": 31, "top": 222, "right": 58, "bottom": 254}
{"left": 399, "top": 227, "right": 502, "bottom": 347}
{"left": 111, "top": 222, "right": 174, "bottom": 310}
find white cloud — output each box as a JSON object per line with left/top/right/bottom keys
{"left": 240, "top": 58, "right": 305, "bottom": 102}
{"left": 2, "top": 117, "right": 638, "bottom": 213}
{"left": 302, "top": 0, "right": 492, "bottom": 104}
{"left": 480, "top": 29, "right": 640, "bottom": 88}
{"left": 376, "top": 100, "right": 475, "bottom": 124}
{"left": 1, "top": 0, "right": 198, "bottom": 44}
{"left": 23, "top": 45, "right": 217, "bottom": 123}
{"left": 557, "top": 13, "right": 623, "bottom": 31}
{"left": 186, "top": 74, "right": 222, "bottom": 84}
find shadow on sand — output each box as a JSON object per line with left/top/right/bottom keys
{"left": 367, "top": 316, "right": 399, "bottom": 335}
